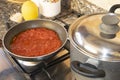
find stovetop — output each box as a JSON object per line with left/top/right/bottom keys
{"left": 14, "top": 48, "right": 71, "bottom": 80}
{"left": 0, "top": 47, "right": 71, "bottom": 80}
{"left": 0, "top": 1, "right": 82, "bottom": 80}
{"left": 0, "top": 11, "right": 80, "bottom": 80}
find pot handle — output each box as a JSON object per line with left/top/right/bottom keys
{"left": 71, "top": 61, "right": 105, "bottom": 78}
{"left": 109, "top": 4, "right": 120, "bottom": 13}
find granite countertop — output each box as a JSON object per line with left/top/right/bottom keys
{"left": 0, "top": 0, "right": 106, "bottom": 44}
{"left": 0, "top": 0, "right": 71, "bottom": 40}
{"left": 71, "top": 0, "right": 106, "bottom": 14}
{"left": 0, "top": 1, "right": 21, "bottom": 40}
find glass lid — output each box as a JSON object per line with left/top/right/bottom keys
{"left": 69, "top": 13, "right": 120, "bottom": 62}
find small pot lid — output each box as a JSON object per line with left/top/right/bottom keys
{"left": 69, "top": 13, "right": 120, "bottom": 62}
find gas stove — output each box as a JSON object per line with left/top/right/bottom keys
{"left": 13, "top": 49, "right": 71, "bottom": 80}
{"left": 0, "top": 8, "right": 82, "bottom": 80}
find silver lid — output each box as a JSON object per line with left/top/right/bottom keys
{"left": 69, "top": 13, "right": 120, "bottom": 62}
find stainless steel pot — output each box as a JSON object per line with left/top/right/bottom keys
{"left": 2, "top": 19, "right": 68, "bottom": 61}
{"left": 69, "top": 4, "right": 120, "bottom": 80}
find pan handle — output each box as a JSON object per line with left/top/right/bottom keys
{"left": 71, "top": 61, "right": 105, "bottom": 78}
{"left": 5, "top": 22, "right": 11, "bottom": 29}
{"left": 0, "top": 39, "right": 2, "bottom": 47}
{"left": 109, "top": 4, "right": 120, "bottom": 13}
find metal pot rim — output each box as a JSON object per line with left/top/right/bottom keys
{"left": 2, "top": 19, "right": 68, "bottom": 61}
{"left": 69, "top": 13, "right": 120, "bottom": 62}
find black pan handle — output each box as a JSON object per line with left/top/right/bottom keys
{"left": 5, "top": 22, "right": 11, "bottom": 29}
{"left": 0, "top": 39, "right": 2, "bottom": 47}
{"left": 109, "top": 4, "right": 120, "bottom": 13}
{"left": 71, "top": 61, "right": 105, "bottom": 78}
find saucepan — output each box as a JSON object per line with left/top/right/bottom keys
{"left": 2, "top": 19, "right": 68, "bottom": 61}
{"left": 69, "top": 4, "right": 120, "bottom": 80}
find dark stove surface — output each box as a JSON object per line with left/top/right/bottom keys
{"left": 19, "top": 49, "right": 71, "bottom": 80}
{"left": 0, "top": 48, "right": 72, "bottom": 80}
{"left": 32, "top": 58, "right": 71, "bottom": 80}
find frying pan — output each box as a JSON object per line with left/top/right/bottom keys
{"left": 2, "top": 19, "right": 68, "bottom": 61}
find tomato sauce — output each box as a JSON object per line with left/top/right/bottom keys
{"left": 10, "top": 27, "right": 62, "bottom": 57}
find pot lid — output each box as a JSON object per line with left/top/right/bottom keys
{"left": 69, "top": 13, "right": 120, "bottom": 62}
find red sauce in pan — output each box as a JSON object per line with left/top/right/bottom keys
{"left": 10, "top": 27, "right": 62, "bottom": 57}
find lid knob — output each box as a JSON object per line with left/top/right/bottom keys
{"left": 99, "top": 4, "right": 120, "bottom": 39}
{"left": 99, "top": 13, "right": 120, "bottom": 39}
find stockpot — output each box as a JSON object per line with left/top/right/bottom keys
{"left": 69, "top": 4, "right": 120, "bottom": 80}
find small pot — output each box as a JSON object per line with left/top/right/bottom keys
{"left": 69, "top": 4, "right": 120, "bottom": 80}
{"left": 2, "top": 19, "right": 68, "bottom": 61}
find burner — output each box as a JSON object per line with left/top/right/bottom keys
{"left": 0, "top": 8, "right": 83, "bottom": 80}
{"left": 17, "top": 60, "right": 45, "bottom": 73}
{"left": 11, "top": 48, "right": 70, "bottom": 80}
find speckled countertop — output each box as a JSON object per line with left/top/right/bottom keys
{"left": 0, "top": 1, "right": 21, "bottom": 39}
{"left": 71, "top": 0, "right": 106, "bottom": 14}
{"left": 0, "top": 0, "right": 106, "bottom": 40}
